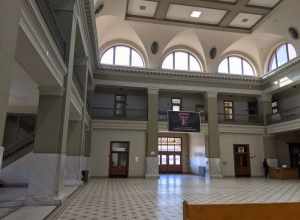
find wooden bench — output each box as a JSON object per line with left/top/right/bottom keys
{"left": 183, "top": 200, "right": 300, "bottom": 220}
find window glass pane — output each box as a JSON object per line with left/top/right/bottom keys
{"left": 161, "top": 145, "right": 168, "bottom": 151}
{"left": 269, "top": 54, "right": 277, "bottom": 71}
{"left": 224, "top": 101, "right": 233, "bottom": 107}
{"left": 174, "top": 52, "right": 188, "bottom": 70}
{"left": 243, "top": 60, "right": 255, "bottom": 76}
{"left": 168, "top": 138, "right": 175, "bottom": 144}
{"left": 189, "top": 55, "right": 201, "bottom": 71}
{"left": 172, "top": 98, "right": 181, "bottom": 104}
{"left": 288, "top": 44, "right": 297, "bottom": 60}
{"left": 229, "top": 57, "right": 242, "bottom": 75}
{"left": 276, "top": 44, "right": 288, "bottom": 67}
{"left": 131, "top": 49, "right": 144, "bottom": 67}
{"left": 115, "top": 46, "right": 130, "bottom": 66}
{"left": 161, "top": 155, "right": 167, "bottom": 165}
{"left": 167, "top": 145, "right": 174, "bottom": 152}
{"left": 169, "top": 155, "right": 174, "bottom": 165}
{"left": 175, "top": 138, "right": 181, "bottom": 144}
{"left": 162, "top": 53, "right": 173, "bottom": 69}
{"left": 172, "top": 105, "right": 180, "bottom": 112}
{"left": 175, "top": 145, "right": 181, "bottom": 152}
{"left": 175, "top": 155, "right": 181, "bottom": 165}
{"left": 100, "top": 48, "right": 114, "bottom": 65}
{"left": 218, "top": 59, "right": 229, "bottom": 74}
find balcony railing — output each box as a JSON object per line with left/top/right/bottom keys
{"left": 158, "top": 110, "right": 208, "bottom": 123}
{"left": 218, "top": 113, "right": 262, "bottom": 125}
{"left": 91, "top": 107, "right": 147, "bottom": 121}
{"left": 267, "top": 106, "right": 300, "bottom": 124}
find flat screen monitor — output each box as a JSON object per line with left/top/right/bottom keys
{"left": 168, "top": 111, "right": 200, "bottom": 132}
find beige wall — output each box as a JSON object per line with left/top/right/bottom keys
{"left": 220, "top": 133, "right": 265, "bottom": 177}
{"left": 90, "top": 129, "right": 146, "bottom": 177}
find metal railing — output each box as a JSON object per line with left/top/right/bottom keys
{"left": 36, "top": 0, "right": 67, "bottom": 62}
{"left": 218, "top": 113, "right": 262, "bottom": 125}
{"left": 267, "top": 106, "right": 300, "bottom": 124}
{"left": 91, "top": 107, "right": 147, "bottom": 121}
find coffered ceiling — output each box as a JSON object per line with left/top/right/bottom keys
{"left": 126, "top": 0, "right": 282, "bottom": 33}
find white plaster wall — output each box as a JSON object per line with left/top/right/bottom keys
{"left": 189, "top": 133, "right": 207, "bottom": 175}
{"left": 220, "top": 133, "right": 265, "bottom": 177}
{"left": 90, "top": 129, "right": 146, "bottom": 177}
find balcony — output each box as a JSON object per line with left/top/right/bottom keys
{"left": 267, "top": 106, "right": 300, "bottom": 124}
{"left": 91, "top": 107, "right": 147, "bottom": 121}
{"left": 218, "top": 113, "right": 262, "bottom": 125}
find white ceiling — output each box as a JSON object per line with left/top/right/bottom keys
{"left": 128, "top": 0, "right": 158, "bottom": 17}
{"left": 166, "top": 4, "right": 227, "bottom": 25}
{"left": 125, "top": 0, "right": 282, "bottom": 32}
{"left": 230, "top": 13, "right": 263, "bottom": 29}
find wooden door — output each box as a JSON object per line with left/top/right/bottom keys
{"left": 109, "top": 142, "right": 129, "bottom": 177}
{"left": 234, "top": 144, "right": 251, "bottom": 177}
{"left": 289, "top": 143, "right": 300, "bottom": 177}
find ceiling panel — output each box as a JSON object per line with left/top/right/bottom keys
{"left": 166, "top": 4, "right": 227, "bottom": 25}
{"left": 248, "top": 0, "right": 280, "bottom": 8}
{"left": 128, "top": 0, "right": 158, "bottom": 17}
{"left": 229, "top": 13, "right": 263, "bottom": 28}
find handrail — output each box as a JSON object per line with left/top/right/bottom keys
{"left": 91, "top": 107, "right": 147, "bottom": 120}
{"left": 218, "top": 113, "right": 262, "bottom": 125}
{"left": 267, "top": 106, "right": 300, "bottom": 124}
{"left": 4, "top": 135, "right": 35, "bottom": 160}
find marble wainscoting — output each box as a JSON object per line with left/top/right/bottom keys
{"left": 64, "top": 156, "right": 82, "bottom": 186}
{"left": 27, "top": 153, "right": 65, "bottom": 205}
{"left": 208, "top": 158, "right": 223, "bottom": 178}
{"left": 145, "top": 156, "right": 159, "bottom": 178}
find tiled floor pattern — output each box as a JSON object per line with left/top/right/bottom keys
{"left": 50, "top": 175, "right": 300, "bottom": 220}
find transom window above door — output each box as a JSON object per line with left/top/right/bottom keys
{"left": 162, "top": 50, "right": 203, "bottom": 72}
{"left": 100, "top": 45, "right": 145, "bottom": 67}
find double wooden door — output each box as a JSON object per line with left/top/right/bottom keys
{"left": 234, "top": 144, "right": 251, "bottom": 177}
{"left": 109, "top": 142, "right": 129, "bottom": 177}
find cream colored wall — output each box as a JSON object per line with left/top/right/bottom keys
{"left": 220, "top": 133, "right": 265, "bottom": 177}
{"left": 90, "top": 129, "right": 146, "bottom": 177}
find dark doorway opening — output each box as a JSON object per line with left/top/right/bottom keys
{"left": 289, "top": 143, "right": 300, "bottom": 177}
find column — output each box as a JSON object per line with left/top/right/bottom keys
{"left": 0, "top": 0, "right": 22, "bottom": 146}
{"left": 65, "top": 120, "right": 83, "bottom": 186}
{"left": 206, "top": 91, "right": 222, "bottom": 178}
{"left": 145, "top": 87, "right": 159, "bottom": 178}
{"left": 28, "top": 13, "right": 77, "bottom": 203}
{"left": 0, "top": 146, "right": 4, "bottom": 174}
{"left": 258, "top": 94, "right": 278, "bottom": 166}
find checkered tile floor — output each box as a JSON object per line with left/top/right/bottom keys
{"left": 49, "top": 175, "right": 300, "bottom": 220}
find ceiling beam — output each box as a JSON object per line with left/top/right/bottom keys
{"left": 220, "top": 0, "right": 249, "bottom": 27}
{"left": 155, "top": 0, "right": 172, "bottom": 20}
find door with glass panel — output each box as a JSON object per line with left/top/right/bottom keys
{"left": 234, "top": 144, "right": 251, "bottom": 177}
{"left": 109, "top": 142, "right": 129, "bottom": 177}
{"left": 158, "top": 137, "right": 182, "bottom": 173}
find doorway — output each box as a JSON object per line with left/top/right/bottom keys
{"left": 233, "top": 144, "right": 251, "bottom": 177}
{"left": 158, "top": 137, "right": 182, "bottom": 173}
{"left": 289, "top": 143, "right": 300, "bottom": 177}
{"left": 109, "top": 142, "right": 129, "bottom": 177}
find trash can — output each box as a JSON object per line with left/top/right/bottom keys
{"left": 199, "top": 166, "right": 206, "bottom": 177}
{"left": 81, "top": 170, "right": 89, "bottom": 183}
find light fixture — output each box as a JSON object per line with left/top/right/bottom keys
{"left": 190, "top": 11, "right": 202, "bottom": 18}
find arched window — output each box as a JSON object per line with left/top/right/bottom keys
{"left": 218, "top": 56, "right": 255, "bottom": 76}
{"left": 268, "top": 43, "right": 297, "bottom": 72}
{"left": 162, "top": 50, "right": 202, "bottom": 72}
{"left": 100, "top": 45, "right": 145, "bottom": 67}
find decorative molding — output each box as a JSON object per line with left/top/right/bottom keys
{"left": 219, "top": 124, "right": 265, "bottom": 135}
{"left": 267, "top": 118, "right": 300, "bottom": 134}
{"left": 39, "top": 86, "right": 64, "bottom": 96}
{"left": 70, "top": 82, "right": 84, "bottom": 117}
{"left": 92, "top": 120, "right": 148, "bottom": 130}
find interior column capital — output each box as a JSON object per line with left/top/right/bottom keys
{"left": 148, "top": 87, "right": 159, "bottom": 95}
{"left": 206, "top": 91, "right": 218, "bottom": 98}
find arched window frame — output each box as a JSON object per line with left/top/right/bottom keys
{"left": 218, "top": 55, "right": 256, "bottom": 76}
{"left": 161, "top": 49, "right": 203, "bottom": 72}
{"left": 100, "top": 44, "right": 145, "bottom": 67}
{"left": 267, "top": 43, "right": 297, "bottom": 72}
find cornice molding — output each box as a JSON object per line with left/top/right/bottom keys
{"left": 267, "top": 118, "right": 300, "bottom": 134}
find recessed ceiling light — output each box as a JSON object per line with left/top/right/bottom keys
{"left": 190, "top": 11, "right": 202, "bottom": 18}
